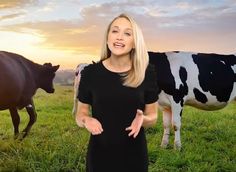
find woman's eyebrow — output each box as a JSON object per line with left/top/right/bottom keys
{"left": 111, "top": 26, "right": 132, "bottom": 31}
{"left": 111, "top": 26, "right": 119, "bottom": 29}
{"left": 125, "top": 28, "right": 132, "bottom": 32}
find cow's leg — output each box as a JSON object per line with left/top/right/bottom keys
{"left": 171, "top": 104, "right": 183, "bottom": 150}
{"left": 72, "top": 77, "right": 79, "bottom": 116}
{"left": 161, "top": 108, "right": 172, "bottom": 148}
{"left": 22, "top": 100, "right": 37, "bottom": 138}
{"left": 9, "top": 108, "right": 20, "bottom": 138}
{"left": 72, "top": 99, "right": 78, "bottom": 116}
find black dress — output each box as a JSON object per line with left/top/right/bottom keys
{"left": 78, "top": 61, "right": 159, "bottom": 172}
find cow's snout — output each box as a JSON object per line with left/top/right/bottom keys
{"left": 46, "top": 88, "right": 55, "bottom": 93}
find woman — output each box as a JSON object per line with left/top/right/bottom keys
{"left": 76, "top": 13, "right": 159, "bottom": 172}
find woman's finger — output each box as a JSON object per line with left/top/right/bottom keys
{"left": 92, "top": 128, "right": 102, "bottom": 135}
{"left": 133, "top": 128, "right": 140, "bottom": 138}
{"left": 136, "top": 109, "right": 143, "bottom": 115}
{"left": 125, "top": 126, "right": 132, "bottom": 131}
{"left": 128, "top": 128, "right": 136, "bottom": 137}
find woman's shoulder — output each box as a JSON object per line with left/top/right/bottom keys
{"left": 146, "top": 63, "right": 156, "bottom": 76}
{"left": 142, "top": 63, "right": 157, "bottom": 85}
{"left": 81, "top": 61, "right": 101, "bottom": 75}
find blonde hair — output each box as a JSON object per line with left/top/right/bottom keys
{"left": 101, "top": 13, "right": 149, "bottom": 88}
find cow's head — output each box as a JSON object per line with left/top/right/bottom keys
{"left": 39, "top": 63, "right": 60, "bottom": 93}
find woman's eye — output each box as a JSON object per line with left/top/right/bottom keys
{"left": 125, "top": 32, "right": 131, "bottom": 36}
{"left": 112, "top": 30, "right": 118, "bottom": 33}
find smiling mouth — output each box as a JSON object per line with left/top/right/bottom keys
{"left": 114, "top": 42, "right": 125, "bottom": 48}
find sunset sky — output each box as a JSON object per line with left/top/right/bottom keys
{"left": 0, "top": 0, "right": 236, "bottom": 70}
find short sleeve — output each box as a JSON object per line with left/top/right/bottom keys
{"left": 77, "top": 65, "right": 92, "bottom": 105}
{"left": 144, "top": 64, "right": 159, "bottom": 104}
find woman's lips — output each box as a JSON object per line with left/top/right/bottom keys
{"left": 114, "top": 42, "right": 125, "bottom": 48}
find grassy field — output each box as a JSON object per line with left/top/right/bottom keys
{"left": 0, "top": 85, "right": 235, "bottom": 172}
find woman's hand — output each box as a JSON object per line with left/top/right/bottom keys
{"left": 125, "top": 109, "right": 144, "bottom": 138}
{"left": 76, "top": 102, "right": 103, "bottom": 135}
{"left": 83, "top": 117, "right": 103, "bottom": 135}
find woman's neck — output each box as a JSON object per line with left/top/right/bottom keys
{"left": 104, "top": 55, "right": 131, "bottom": 73}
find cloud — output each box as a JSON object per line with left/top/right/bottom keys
{"left": 73, "top": 1, "right": 234, "bottom": 54}
{"left": 0, "top": 12, "right": 25, "bottom": 21}
{"left": 120, "top": 1, "right": 236, "bottom": 53}
{"left": 0, "top": 20, "right": 104, "bottom": 56}
{"left": 1, "top": 0, "right": 235, "bottom": 59}
{"left": 0, "top": 0, "right": 37, "bottom": 9}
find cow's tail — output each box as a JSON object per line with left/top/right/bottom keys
{"left": 234, "top": 58, "right": 236, "bottom": 102}
{"left": 232, "top": 54, "right": 236, "bottom": 91}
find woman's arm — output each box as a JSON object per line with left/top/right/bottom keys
{"left": 142, "top": 102, "right": 158, "bottom": 127}
{"left": 126, "top": 102, "right": 158, "bottom": 138}
{"left": 76, "top": 101, "right": 103, "bottom": 135}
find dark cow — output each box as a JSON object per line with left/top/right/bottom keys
{"left": 72, "top": 51, "right": 236, "bottom": 150}
{"left": 149, "top": 51, "right": 236, "bottom": 150}
{"left": 0, "top": 51, "right": 59, "bottom": 139}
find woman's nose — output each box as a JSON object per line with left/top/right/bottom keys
{"left": 116, "top": 33, "right": 123, "bottom": 40}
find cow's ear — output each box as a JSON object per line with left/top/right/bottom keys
{"left": 43, "top": 63, "right": 52, "bottom": 67}
{"left": 52, "top": 65, "right": 60, "bottom": 72}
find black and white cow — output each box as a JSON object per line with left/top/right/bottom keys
{"left": 73, "top": 51, "right": 236, "bottom": 150}
{"left": 0, "top": 51, "right": 59, "bottom": 139}
{"left": 72, "top": 63, "right": 89, "bottom": 116}
{"left": 149, "top": 51, "right": 236, "bottom": 149}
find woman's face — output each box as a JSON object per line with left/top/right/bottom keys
{"left": 107, "top": 17, "right": 134, "bottom": 58}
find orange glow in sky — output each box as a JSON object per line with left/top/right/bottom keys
{"left": 0, "top": 1, "right": 235, "bottom": 70}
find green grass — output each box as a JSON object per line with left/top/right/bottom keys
{"left": 0, "top": 85, "right": 235, "bottom": 172}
